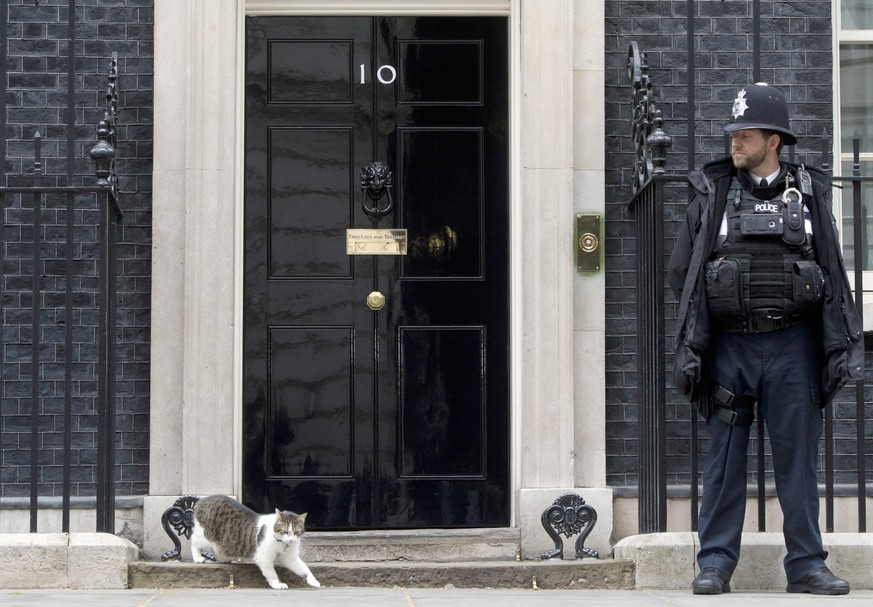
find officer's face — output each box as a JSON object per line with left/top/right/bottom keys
{"left": 730, "top": 129, "right": 777, "bottom": 171}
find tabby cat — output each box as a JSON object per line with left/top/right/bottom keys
{"left": 190, "top": 495, "right": 320, "bottom": 589}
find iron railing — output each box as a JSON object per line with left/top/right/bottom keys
{"left": 627, "top": 43, "right": 871, "bottom": 535}
{"left": 0, "top": 47, "right": 121, "bottom": 534}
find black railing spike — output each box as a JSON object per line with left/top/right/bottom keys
{"left": 33, "top": 131, "right": 42, "bottom": 176}
{"left": 821, "top": 128, "right": 831, "bottom": 174}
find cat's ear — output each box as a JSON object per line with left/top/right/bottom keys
{"left": 275, "top": 508, "right": 281, "bottom": 516}
{"left": 299, "top": 512, "right": 307, "bottom": 523}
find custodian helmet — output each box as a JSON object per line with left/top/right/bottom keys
{"left": 723, "top": 83, "right": 797, "bottom": 146}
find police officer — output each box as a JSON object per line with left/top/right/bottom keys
{"left": 668, "top": 83, "right": 863, "bottom": 595}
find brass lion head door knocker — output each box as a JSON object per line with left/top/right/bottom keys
{"left": 360, "top": 161, "right": 394, "bottom": 225}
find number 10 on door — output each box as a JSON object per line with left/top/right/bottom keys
{"left": 360, "top": 64, "right": 397, "bottom": 85}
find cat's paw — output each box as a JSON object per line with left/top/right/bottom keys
{"left": 306, "top": 575, "right": 321, "bottom": 588}
{"left": 269, "top": 581, "right": 289, "bottom": 590}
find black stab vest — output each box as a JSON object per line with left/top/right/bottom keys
{"left": 709, "top": 176, "right": 811, "bottom": 317}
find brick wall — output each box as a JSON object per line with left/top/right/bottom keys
{"left": 603, "top": 0, "right": 862, "bottom": 488}
{"left": 1, "top": 0, "right": 861, "bottom": 505}
{"left": 0, "top": 0, "right": 152, "bottom": 499}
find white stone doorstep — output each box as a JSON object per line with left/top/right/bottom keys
{"left": 0, "top": 533, "right": 139, "bottom": 589}
{"left": 614, "top": 532, "right": 873, "bottom": 591}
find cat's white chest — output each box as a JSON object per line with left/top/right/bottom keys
{"left": 274, "top": 539, "right": 292, "bottom": 553}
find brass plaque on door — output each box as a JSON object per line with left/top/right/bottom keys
{"left": 346, "top": 229, "right": 408, "bottom": 255}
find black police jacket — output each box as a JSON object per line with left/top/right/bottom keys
{"left": 667, "top": 157, "right": 863, "bottom": 411}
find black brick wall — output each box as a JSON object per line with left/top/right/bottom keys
{"left": 605, "top": 1, "right": 872, "bottom": 490}
{"left": 0, "top": 0, "right": 152, "bottom": 499}
{"left": 1, "top": 0, "right": 864, "bottom": 507}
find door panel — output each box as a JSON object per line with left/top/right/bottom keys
{"left": 269, "top": 127, "right": 354, "bottom": 278}
{"left": 397, "top": 40, "right": 483, "bottom": 104}
{"left": 244, "top": 16, "right": 508, "bottom": 529}
{"left": 399, "top": 128, "right": 483, "bottom": 278}
{"left": 268, "top": 327, "right": 354, "bottom": 477}
{"left": 268, "top": 40, "right": 356, "bottom": 104}
{"left": 399, "top": 327, "right": 485, "bottom": 477}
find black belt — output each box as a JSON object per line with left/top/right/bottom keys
{"left": 717, "top": 314, "right": 808, "bottom": 334}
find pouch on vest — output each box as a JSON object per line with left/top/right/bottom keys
{"left": 704, "top": 256, "right": 749, "bottom": 317}
{"left": 792, "top": 259, "right": 824, "bottom": 306}
{"left": 781, "top": 187, "right": 806, "bottom": 246}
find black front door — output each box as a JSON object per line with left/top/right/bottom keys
{"left": 243, "top": 16, "right": 509, "bottom": 529}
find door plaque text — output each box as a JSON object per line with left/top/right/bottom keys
{"left": 346, "top": 228, "right": 408, "bottom": 255}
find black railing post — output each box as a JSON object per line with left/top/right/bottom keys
{"left": 62, "top": 0, "right": 77, "bottom": 534}
{"left": 91, "top": 53, "right": 120, "bottom": 534}
{"left": 851, "top": 132, "right": 867, "bottom": 532}
{"left": 0, "top": 6, "right": 6, "bottom": 528}
{"left": 95, "top": 186, "right": 119, "bottom": 534}
{"left": 29, "top": 132, "right": 42, "bottom": 532}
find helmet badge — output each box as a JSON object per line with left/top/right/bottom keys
{"left": 732, "top": 89, "right": 749, "bottom": 120}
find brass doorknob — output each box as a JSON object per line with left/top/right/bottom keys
{"left": 366, "top": 291, "right": 386, "bottom": 311}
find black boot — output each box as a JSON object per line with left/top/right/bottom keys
{"left": 692, "top": 568, "right": 731, "bottom": 595}
{"left": 786, "top": 567, "right": 850, "bottom": 595}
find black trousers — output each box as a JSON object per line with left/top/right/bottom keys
{"left": 697, "top": 322, "right": 826, "bottom": 582}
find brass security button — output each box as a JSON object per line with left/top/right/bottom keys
{"left": 575, "top": 214, "right": 601, "bottom": 272}
{"left": 579, "top": 232, "right": 599, "bottom": 253}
